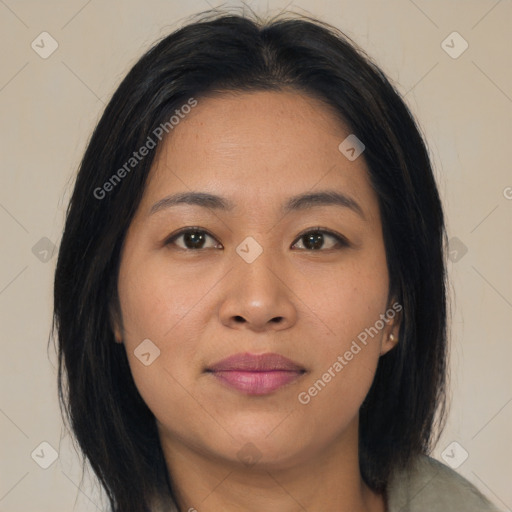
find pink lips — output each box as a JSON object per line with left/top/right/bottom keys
{"left": 207, "top": 352, "right": 305, "bottom": 395}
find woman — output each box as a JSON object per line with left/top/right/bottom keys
{"left": 53, "top": 9, "right": 501, "bottom": 512}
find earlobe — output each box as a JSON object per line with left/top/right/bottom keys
{"left": 381, "top": 331, "right": 399, "bottom": 355}
{"left": 109, "top": 302, "right": 124, "bottom": 344}
{"left": 380, "top": 297, "right": 402, "bottom": 355}
{"left": 113, "top": 329, "right": 123, "bottom": 344}
{"left": 388, "top": 332, "right": 399, "bottom": 348}
{"left": 112, "top": 317, "right": 124, "bottom": 344}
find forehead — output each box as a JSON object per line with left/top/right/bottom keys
{"left": 140, "top": 90, "right": 379, "bottom": 222}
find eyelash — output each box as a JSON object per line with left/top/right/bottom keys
{"left": 163, "top": 226, "right": 349, "bottom": 251}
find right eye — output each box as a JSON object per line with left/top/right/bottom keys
{"left": 164, "top": 227, "right": 223, "bottom": 251}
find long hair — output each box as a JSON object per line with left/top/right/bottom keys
{"left": 52, "top": 8, "right": 448, "bottom": 511}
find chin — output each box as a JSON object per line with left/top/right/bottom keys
{"left": 216, "top": 416, "right": 313, "bottom": 469}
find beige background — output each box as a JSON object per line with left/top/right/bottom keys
{"left": 1, "top": 0, "right": 511, "bottom": 510}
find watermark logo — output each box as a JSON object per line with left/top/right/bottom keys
{"left": 134, "top": 338, "right": 161, "bottom": 366}
{"left": 338, "top": 134, "right": 365, "bottom": 161}
{"left": 441, "top": 441, "right": 469, "bottom": 469}
{"left": 237, "top": 442, "right": 262, "bottom": 466}
{"left": 441, "top": 32, "right": 469, "bottom": 60}
{"left": 448, "top": 236, "right": 468, "bottom": 263}
{"left": 31, "top": 441, "right": 58, "bottom": 469}
{"left": 31, "top": 32, "right": 58, "bottom": 59}
{"left": 236, "top": 236, "right": 263, "bottom": 264}
{"left": 32, "top": 237, "right": 56, "bottom": 263}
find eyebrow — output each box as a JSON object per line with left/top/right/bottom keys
{"left": 149, "top": 190, "right": 365, "bottom": 219}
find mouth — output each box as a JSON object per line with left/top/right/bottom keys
{"left": 206, "top": 352, "right": 306, "bottom": 395}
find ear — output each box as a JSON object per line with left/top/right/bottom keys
{"left": 380, "top": 298, "right": 402, "bottom": 356}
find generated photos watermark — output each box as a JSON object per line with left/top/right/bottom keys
{"left": 93, "top": 97, "right": 198, "bottom": 200}
{"left": 298, "top": 301, "right": 402, "bottom": 405}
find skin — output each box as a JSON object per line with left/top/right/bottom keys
{"left": 113, "top": 90, "right": 401, "bottom": 512}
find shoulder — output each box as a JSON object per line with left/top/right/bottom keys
{"left": 386, "top": 454, "right": 502, "bottom": 512}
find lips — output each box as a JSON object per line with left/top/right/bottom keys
{"left": 208, "top": 352, "right": 305, "bottom": 372}
{"left": 207, "top": 352, "right": 306, "bottom": 395}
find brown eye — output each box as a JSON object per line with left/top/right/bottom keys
{"left": 292, "top": 228, "right": 348, "bottom": 251}
{"left": 165, "top": 228, "right": 221, "bottom": 250}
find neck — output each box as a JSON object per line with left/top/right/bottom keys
{"left": 158, "top": 419, "right": 386, "bottom": 512}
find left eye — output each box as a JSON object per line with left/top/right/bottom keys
{"left": 291, "top": 228, "right": 348, "bottom": 251}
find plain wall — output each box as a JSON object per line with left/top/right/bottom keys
{"left": 1, "top": 0, "right": 511, "bottom": 510}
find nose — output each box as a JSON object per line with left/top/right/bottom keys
{"left": 218, "top": 249, "right": 298, "bottom": 333}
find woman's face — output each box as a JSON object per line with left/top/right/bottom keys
{"left": 113, "top": 90, "right": 400, "bottom": 470}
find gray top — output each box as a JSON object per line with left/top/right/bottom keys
{"left": 387, "top": 454, "right": 502, "bottom": 511}
{"left": 151, "top": 454, "right": 501, "bottom": 511}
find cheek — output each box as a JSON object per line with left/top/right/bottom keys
{"left": 117, "top": 251, "right": 213, "bottom": 343}
{"left": 298, "top": 249, "right": 390, "bottom": 347}
{"left": 116, "top": 251, "right": 226, "bottom": 409}
{"left": 294, "top": 248, "right": 389, "bottom": 414}
{"left": 295, "top": 289, "right": 386, "bottom": 441}
{"left": 116, "top": 265, "right": 206, "bottom": 433}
